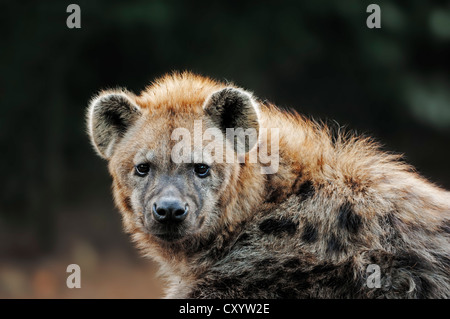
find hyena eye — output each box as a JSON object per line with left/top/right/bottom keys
{"left": 194, "top": 164, "right": 210, "bottom": 178}
{"left": 135, "top": 163, "right": 150, "bottom": 177}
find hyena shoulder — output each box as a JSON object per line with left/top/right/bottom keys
{"left": 186, "top": 128, "right": 450, "bottom": 298}
{"left": 188, "top": 187, "right": 450, "bottom": 298}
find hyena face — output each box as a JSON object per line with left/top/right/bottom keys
{"left": 87, "top": 79, "right": 260, "bottom": 245}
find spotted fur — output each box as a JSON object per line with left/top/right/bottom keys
{"left": 87, "top": 71, "right": 450, "bottom": 298}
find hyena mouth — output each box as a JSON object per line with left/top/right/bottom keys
{"left": 154, "top": 232, "right": 184, "bottom": 242}
{"left": 149, "top": 222, "right": 188, "bottom": 242}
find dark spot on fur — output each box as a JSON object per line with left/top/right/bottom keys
{"left": 259, "top": 218, "right": 298, "bottom": 236}
{"left": 234, "top": 232, "right": 251, "bottom": 247}
{"left": 290, "top": 270, "right": 309, "bottom": 283}
{"left": 265, "top": 188, "right": 285, "bottom": 203}
{"left": 439, "top": 221, "right": 450, "bottom": 234}
{"left": 301, "top": 222, "right": 318, "bottom": 243}
{"left": 395, "top": 252, "right": 429, "bottom": 271}
{"left": 236, "top": 271, "right": 249, "bottom": 279}
{"left": 255, "top": 258, "right": 277, "bottom": 269}
{"left": 415, "top": 276, "right": 434, "bottom": 298}
{"left": 237, "top": 232, "right": 250, "bottom": 242}
{"left": 253, "top": 278, "right": 274, "bottom": 290}
{"left": 296, "top": 180, "right": 315, "bottom": 199}
{"left": 275, "top": 287, "right": 298, "bottom": 299}
{"left": 212, "top": 277, "right": 240, "bottom": 292}
{"left": 368, "top": 250, "right": 394, "bottom": 266}
{"left": 317, "top": 261, "right": 363, "bottom": 297}
{"left": 197, "top": 216, "right": 205, "bottom": 229}
{"left": 192, "top": 182, "right": 203, "bottom": 213}
{"left": 275, "top": 281, "right": 305, "bottom": 298}
{"left": 326, "top": 235, "right": 345, "bottom": 255}
{"left": 283, "top": 258, "right": 301, "bottom": 269}
{"left": 310, "top": 263, "right": 336, "bottom": 274}
{"left": 337, "top": 202, "right": 362, "bottom": 234}
{"left": 123, "top": 196, "right": 132, "bottom": 211}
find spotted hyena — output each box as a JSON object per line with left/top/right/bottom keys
{"left": 87, "top": 72, "right": 450, "bottom": 298}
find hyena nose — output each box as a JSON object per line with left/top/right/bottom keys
{"left": 152, "top": 198, "right": 189, "bottom": 224}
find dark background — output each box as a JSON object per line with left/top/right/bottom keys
{"left": 1, "top": 0, "right": 449, "bottom": 298}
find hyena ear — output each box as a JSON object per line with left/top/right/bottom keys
{"left": 203, "top": 87, "right": 260, "bottom": 153}
{"left": 87, "top": 90, "right": 141, "bottom": 159}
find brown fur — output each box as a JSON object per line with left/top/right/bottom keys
{"left": 87, "top": 71, "right": 450, "bottom": 298}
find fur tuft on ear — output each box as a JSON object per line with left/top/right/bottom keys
{"left": 87, "top": 90, "right": 141, "bottom": 159}
{"left": 203, "top": 87, "right": 260, "bottom": 153}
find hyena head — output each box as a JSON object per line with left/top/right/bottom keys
{"left": 87, "top": 73, "right": 262, "bottom": 253}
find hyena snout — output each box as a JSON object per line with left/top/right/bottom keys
{"left": 152, "top": 197, "right": 189, "bottom": 224}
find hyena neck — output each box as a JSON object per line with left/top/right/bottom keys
{"left": 173, "top": 109, "right": 330, "bottom": 267}
{"left": 155, "top": 106, "right": 337, "bottom": 274}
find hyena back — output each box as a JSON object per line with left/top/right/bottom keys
{"left": 87, "top": 72, "right": 450, "bottom": 298}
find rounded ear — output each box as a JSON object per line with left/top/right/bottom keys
{"left": 87, "top": 90, "right": 141, "bottom": 159}
{"left": 203, "top": 87, "right": 260, "bottom": 153}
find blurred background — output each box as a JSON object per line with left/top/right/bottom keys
{"left": 0, "top": 0, "right": 449, "bottom": 298}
